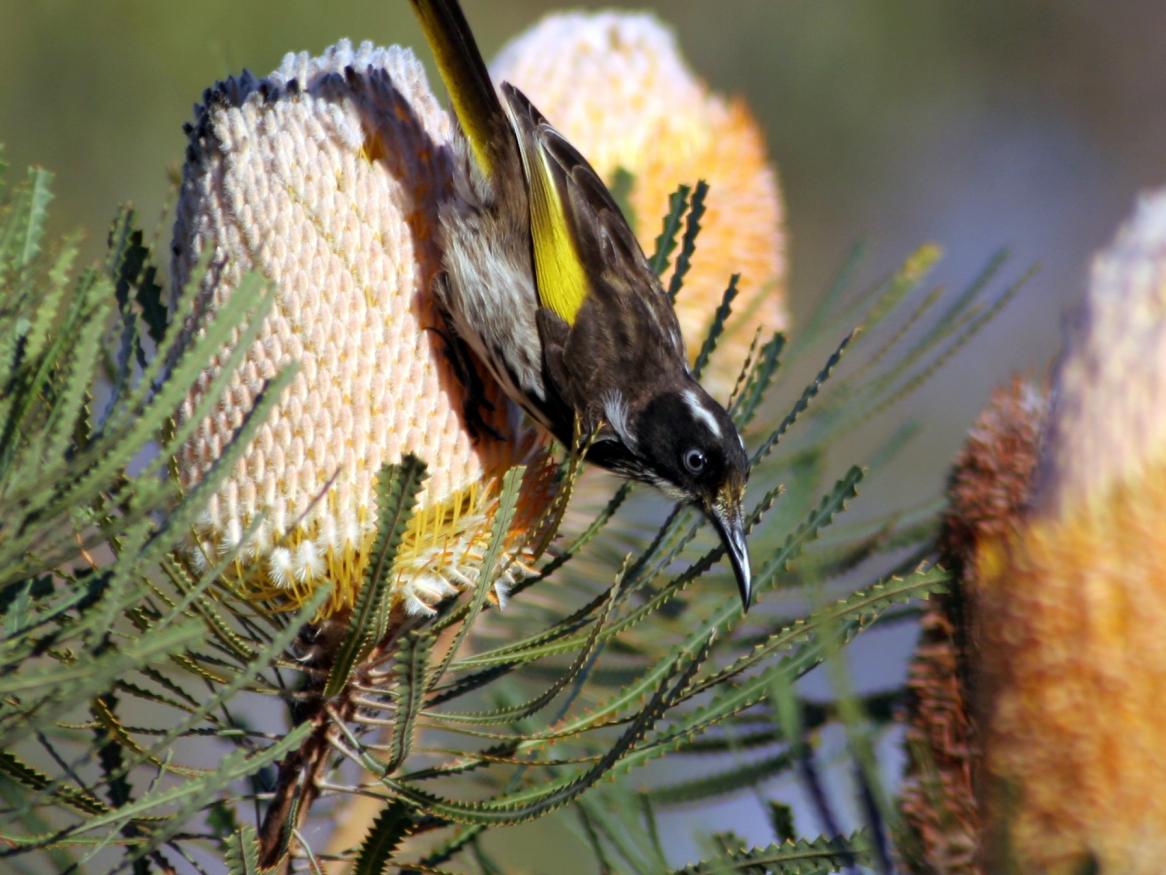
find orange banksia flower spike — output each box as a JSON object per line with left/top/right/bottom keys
{"left": 492, "top": 11, "right": 787, "bottom": 400}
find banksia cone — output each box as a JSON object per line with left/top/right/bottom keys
{"left": 492, "top": 11, "right": 786, "bottom": 399}
{"left": 973, "top": 190, "right": 1166, "bottom": 873}
{"left": 172, "top": 40, "right": 556, "bottom": 620}
{"left": 898, "top": 377, "right": 1048, "bottom": 875}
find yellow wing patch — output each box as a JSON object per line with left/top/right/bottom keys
{"left": 523, "top": 142, "right": 591, "bottom": 326}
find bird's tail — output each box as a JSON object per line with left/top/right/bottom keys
{"left": 409, "top": 0, "right": 509, "bottom": 179}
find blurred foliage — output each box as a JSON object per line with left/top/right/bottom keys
{"left": 2, "top": 0, "right": 1163, "bottom": 287}
{"left": 0, "top": 154, "right": 1025, "bottom": 872}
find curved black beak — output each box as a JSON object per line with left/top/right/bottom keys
{"left": 709, "top": 504, "right": 751, "bottom": 611}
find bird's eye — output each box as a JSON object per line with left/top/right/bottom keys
{"left": 683, "top": 448, "right": 707, "bottom": 475}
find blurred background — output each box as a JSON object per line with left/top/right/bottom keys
{"left": 2, "top": 0, "right": 1163, "bottom": 869}
{"left": 4, "top": 0, "right": 1164, "bottom": 483}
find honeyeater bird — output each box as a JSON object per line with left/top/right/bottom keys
{"left": 409, "top": 0, "right": 754, "bottom": 608}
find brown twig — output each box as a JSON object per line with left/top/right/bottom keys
{"left": 256, "top": 618, "right": 412, "bottom": 870}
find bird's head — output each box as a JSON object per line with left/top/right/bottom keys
{"left": 605, "top": 383, "right": 752, "bottom": 609}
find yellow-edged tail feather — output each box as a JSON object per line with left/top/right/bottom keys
{"left": 409, "top": 0, "right": 503, "bottom": 177}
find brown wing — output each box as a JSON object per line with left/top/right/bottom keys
{"left": 500, "top": 83, "right": 686, "bottom": 363}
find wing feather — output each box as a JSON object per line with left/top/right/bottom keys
{"left": 502, "top": 84, "right": 590, "bottom": 325}
{"left": 501, "top": 83, "right": 683, "bottom": 359}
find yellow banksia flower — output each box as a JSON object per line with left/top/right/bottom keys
{"left": 492, "top": 11, "right": 787, "bottom": 399}
{"left": 898, "top": 377, "right": 1048, "bottom": 875}
{"left": 172, "top": 40, "right": 556, "bottom": 620}
{"left": 974, "top": 190, "right": 1166, "bottom": 874}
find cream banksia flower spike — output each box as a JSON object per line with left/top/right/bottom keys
{"left": 171, "top": 40, "right": 557, "bottom": 620}
{"left": 492, "top": 11, "right": 787, "bottom": 400}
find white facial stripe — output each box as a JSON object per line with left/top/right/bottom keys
{"left": 602, "top": 390, "right": 636, "bottom": 449}
{"left": 683, "top": 389, "right": 722, "bottom": 439}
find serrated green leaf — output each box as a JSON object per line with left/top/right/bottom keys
{"left": 487, "top": 571, "right": 943, "bottom": 804}
{"left": 0, "top": 265, "right": 103, "bottom": 488}
{"left": 730, "top": 332, "right": 784, "bottom": 430}
{"left": 859, "top": 262, "right": 1032, "bottom": 424}
{"left": 325, "top": 456, "right": 426, "bottom": 697}
{"left": 115, "top": 582, "right": 332, "bottom": 787}
{"left": 162, "top": 555, "right": 256, "bottom": 665}
{"left": 749, "top": 329, "right": 857, "bottom": 470}
{"left": 857, "top": 284, "right": 942, "bottom": 378}
{"left": 0, "top": 617, "right": 201, "bottom": 697}
{"left": 445, "top": 466, "right": 815, "bottom": 686}
{"left": 384, "top": 632, "right": 433, "bottom": 773}
{"left": 92, "top": 693, "right": 133, "bottom": 808}
{"left": 507, "top": 480, "right": 630, "bottom": 601}
{"left": 650, "top": 184, "right": 691, "bottom": 277}
{"left": 451, "top": 494, "right": 709, "bottom": 677}
{"left": 624, "top": 568, "right": 949, "bottom": 762}
{"left": 406, "top": 824, "right": 482, "bottom": 871}
{"left": 647, "top": 748, "right": 796, "bottom": 806}
{"left": 0, "top": 750, "right": 108, "bottom": 815}
{"left": 426, "top": 571, "right": 621, "bottom": 726}
{"left": 0, "top": 622, "right": 204, "bottom": 751}
{"left": 2, "top": 166, "right": 54, "bottom": 270}
{"left": 859, "top": 244, "right": 942, "bottom": 336}
{"left": 672, "top": 831, "right": 873, "bottom": 875}
{"left": 797, "top": 242, "right": 864, "bottom": 352}
{"left": 673, "top": 689, "right": 902, "bottom": 756}
{"left": 352, "top": 801, "right": 413, "bottom": 875}
{"left": 667, "top": 179, "right": 708, "bottom": 302}
{"left": 428, "top": 464, "right": 524, "bottom": 661}
{"left": 131, "top": 666, "right": 201, "bottom": 712}
{"left": 22, "top": 232, "right": 78, "bottom": 363}
{"left": 38, "top": 279, "right": 112, "bottom": 468}
{"left": 809, "top": 252, "right": 1019, "bottom": 447}
{"left": 0, "top": 772, "right": 79, "bottom": 872}
{"left": 380, "top": 635, "right": 712, "bottom": 826}
{"left": 692, "top": 274, "right": 739, "bottom": 380}
{"left": 55, "top": 721, "right": 313, "bottom": 855}
{"left": 224, "top": 824, "right": 261, "bottom": 875}
{"left": 461, "top": 491, "right": 650, "bottom": 671}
